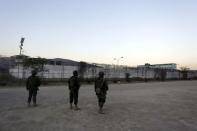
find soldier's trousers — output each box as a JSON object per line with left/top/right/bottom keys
{"left": 97, "top": 94, "right": 106, "bottom": 107}
{"left": 28, "top": 89, "right": 37, "bottom": 104}
{"left": 69, "top": 90, "right": 79, "bottom": 105}
{"left": 97, "top": 96, "right": 106, "bottom": 103}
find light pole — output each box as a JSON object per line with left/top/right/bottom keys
{"left": 18, "top": 37, "right": 25, "bottom": 79}
{"left": 92, "top": 63, "right": 96, "bottom": 78}
{"left": 19, "top": 37, "right": 25, "bottom": 55}
{"left": 113, "top": 56, "right": 124, "bottom": 66}
{"left": 113, "top": 56, "right": 124, "bottom": 79}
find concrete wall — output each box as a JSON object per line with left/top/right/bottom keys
{"left": 9, "top": 64, "right": 197, "bottom": 80}
{"left": 9, "top": 65, "right": 78, "bottom": 79}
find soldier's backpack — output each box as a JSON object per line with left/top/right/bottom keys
{"left": 68, "top": 77, "right": 75, "bottom": 90}
{"left": 95, "top": 79, "right": 104, "bottom": 94}
{"left": 26, "top": 76, "right": 40, "bottom": 90}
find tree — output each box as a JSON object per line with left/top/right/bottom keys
{"left": 160, "top": 69, "right": 167, "bottom": 81}
{"left": 125, "top": 73, "right": 130, "bottom": 82}
{"left": 23, "top": 57, "right": 48, "bottom": 77}
{"left": 180, "top": 66, "right": 190, "bottom": 80}
{"left": 154, "top": 68, "right": 167, "bottom": 81}
{"left": 78, "top": 61, "right": 87, "bottom": 79}
{"left": 0, "top": 57, "right": 11, "bottom": 85}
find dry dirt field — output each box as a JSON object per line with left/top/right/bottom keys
{"left": 0, "top": 80, "right": 197, "bottom": 131}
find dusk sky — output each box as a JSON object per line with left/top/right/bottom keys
{"left": 0, "top": 0, "right": 197, "bottom": 69}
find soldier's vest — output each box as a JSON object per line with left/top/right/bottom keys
{"left": 69, "top": 76, "right": 79, "bottom": 90}
{"left": 28, "top": 76, "right": 40, "bottom": 90}
{"left": 95, "top": 79, "right": 105, "bottom": 94}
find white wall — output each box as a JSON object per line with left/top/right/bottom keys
{"left": 9, "top": 64, "right": 197, "bottom": 79}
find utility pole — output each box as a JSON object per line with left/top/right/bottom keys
{"left": 113, "top": 56, "right": 124, "bottom": 79}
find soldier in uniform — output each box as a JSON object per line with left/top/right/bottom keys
{"left": 26, "top": 70, "right": 41, "bottom": 106}
{"left": 95, "top": 72, "right": 108, "bottom": 114}
{"left": 68, "top": 70, "right": 80, "bottom": 110}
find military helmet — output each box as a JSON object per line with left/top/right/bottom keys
{"left": 73, "top": 70, "right": 78, "bottom": 76}
{"left": 31, "top": 70, "right": 37, "bottom": 76}
{"left": 99, "top": 71, "right": 104, "bottom": 77}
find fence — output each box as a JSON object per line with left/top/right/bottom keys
{"left": 7, "top": 64, "right": 197, "bottom": 80}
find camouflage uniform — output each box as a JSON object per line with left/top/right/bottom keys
{"left": 26, "top": 71, "right": 41, "bottom": 106}
{"left": 95, "top": 72, "right": 108, "bottom": 113}
{"left": 68, "top": 71, "right": 80, "bottom": 109}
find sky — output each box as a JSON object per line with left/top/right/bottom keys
{"left": 0, "top": 0, "right": 197, "bottom": 69}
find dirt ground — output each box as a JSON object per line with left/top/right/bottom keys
{"left": 0, "top": 81, "right": 197, "bottom": 131}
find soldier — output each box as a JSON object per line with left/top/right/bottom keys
{"left": 26, "top": 70, "right": 41, "bottom": 107}
{"left": 95, "top": 71, "right": 108, "bottom": 114}
{"left": 68, "top": 70, "right": 80, "bottom": 110}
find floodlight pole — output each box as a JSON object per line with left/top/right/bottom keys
{"left": 18, "top": 37, "right": 25, "bottom": 79}
{"left": 19, "top": 37, "right": 25, "bottom": 55}
{"left": 113, "top": 56, "right": 124, "bottom": 78}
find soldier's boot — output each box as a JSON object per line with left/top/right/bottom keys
{"left": 33, "top": 96, "right": 37, "bottom": 107}
{"left": 99, "top": 108, "right": 104, "bottom": 114}
{"left": 98, "top": 103, "right": 104, "bottom": 114}
{"left": 27, "top": 98, "right": 31, "bottom": 107}
{"left": 74, "top": 105, "right": 80, "bottom": 110}
{"left": 33, "top": 102, "right": 37, "bottom": 107}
